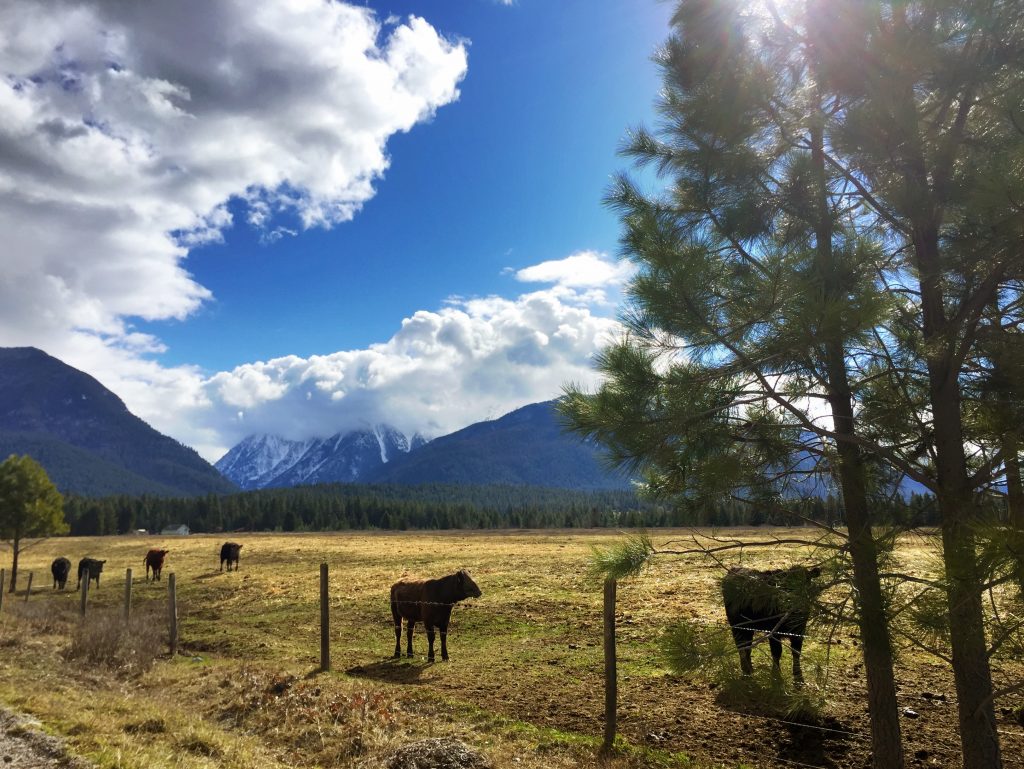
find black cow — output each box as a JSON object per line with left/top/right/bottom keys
{"left": 391, "top": 569, "right": 482, "bottom": 662}
{"left": 145, "top": 549, "right": 169, "bottom": 581}
{"left": 51, "top": 557, "right": 71, "bottom": 590}
{"left": 721, "top": 565, "right": 821, "bottom": 684}
{"left": 77, "top": 557, "right": 106, "bottom": 590}
{"left": 219, "top": 542, "right": 242, "bottom": 571}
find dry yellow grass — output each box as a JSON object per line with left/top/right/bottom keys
{"left": 0, "top": 528, "right": 1020, "bottom": 769}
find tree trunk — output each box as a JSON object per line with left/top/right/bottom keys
{"left": 1004, "top": 433, "right": 1023, "bottom": 529}
{"left": 832, "top": 398, "right": 907, "bottom": 769}
{"left": 917, "top": 227, "right": 1002, "bottom": 769}
{"left": 1004, "top": 434, "right": 1024, "bottom": 594}
{"left": 810, "top": 110, "right": 905, "bottom": 769}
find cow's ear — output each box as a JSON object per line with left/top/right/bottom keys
{"left": 808, "top": 566, "right": 822, "bottom": 579}
{"left": 457, "top": 571, "right": 464, "bottom": 584}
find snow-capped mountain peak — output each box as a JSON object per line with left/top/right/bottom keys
{"left": 215, "top": 424, "right": 425, "bottom": 490}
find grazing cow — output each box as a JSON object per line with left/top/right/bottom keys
{"left": 391, "top": 569, "right": 482, "bottom": 662}
{"left": 219, "top": 542, "right": 242, "bottom": 572}
{"left": 721, "top": 565, "right": 821, "bottom": 684}
{"left": 51, "top": 557, "right": 71, "bottom": 590}
{"left": 144, "top": 549, "right": 169, "bottom": 581}
{"left": 77, "top": 558, "right": 106, "bottom": 590}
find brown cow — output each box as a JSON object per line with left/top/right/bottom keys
{"left": 144, "top": 549, "right": 169, "bottom": 581}
{"left": 51, "top": 557, "right": 71, "bottom": 590}
{"left": 391, "top": 569, "right": 481, "bottom": 662}
{"left": 721, "top": 565, "right": 821, "bottom": 683}
{"left": 77, "top": 558, "right": 105, "bottom": 589}
{"left": 219, "top": 542, "right": 242, "bottom": 571}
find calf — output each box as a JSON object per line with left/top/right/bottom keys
{"left": 51, "top": 557, "right": 71, "bottom": 590}
{"left": 721, "top": 565, "right": 821, "bottom": 684}
{"left": 77, "top": 557, "right": 106, "bottom": 590}
{"left": 219, "top": 542, "right": 242, "bottom": 571}
{"left": 391, "top": 569, "right": 482, "bottom": 662}
{"left": 144, "top": 549, "right": 169, "bottom": 581}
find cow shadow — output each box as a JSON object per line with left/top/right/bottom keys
{"left": 714, "top": 679, "right": 853, "bottom": 769}
{"left": 346, "top": 659, "right": 432, "bottom": 685}
{"left": 773, "top": 720, "right": 853, "bottom": 769}
{"left": 193, "top": 570, "right": 229, "bottom": 582}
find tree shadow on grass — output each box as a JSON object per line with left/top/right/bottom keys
{"left": 346, "top": 659, "right": 433, "bottom": 685}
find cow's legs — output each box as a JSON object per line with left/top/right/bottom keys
{"left": 790, "top": 636, "right": 805, "bottom": 684}
{"left": 439, "top": 620, "right": 449, "bottom": 662}
{"left": 730, "top": 628, "right": 754, "bottom": 676}
{"left": 426, "top": 624, "right": 436, "bottom": 662}
{"left": 768, "top": 635, "right": 783, "bottom": 677}
{"left": 392, "top": 606, "right": 402, "bottom": 658}
{"left": 406, "top": 620, "right": 415, "bottom": 658}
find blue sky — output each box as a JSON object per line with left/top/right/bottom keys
{"left": 144, "top": 0, "right": 671, "bottom": 369}
{"left": 0, "top": 0, "right": 672, "bottom": 458}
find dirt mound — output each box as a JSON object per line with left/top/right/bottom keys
{"left": 386, "top": 737, "right": 491, "bottom": 769}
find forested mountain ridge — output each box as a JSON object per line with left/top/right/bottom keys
{"left": 365, "top": 400, "right": 632, "bottom": 489}
{"left": 0, "top": 347, "right": 236, "bottom": 496}
{"left": 215, "top": 400, "right": 632, "bottom": 491}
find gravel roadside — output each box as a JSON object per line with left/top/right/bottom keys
{"left": 0, "top": 708, "right": 92, "bottom": 769}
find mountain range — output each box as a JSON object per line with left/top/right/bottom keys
{"left": 0, "top": 346, "right": 629, "bottom": 496}
{"left": 0, "top": 347, "right": 236, "bottom": 497}
{"left": 215, "top": 427, "right": 427, "bottom": 489}
{"left": 215, "top": 401, "right": 630, "bottom": 491}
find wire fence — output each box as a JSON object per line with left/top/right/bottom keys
{"left": 2, "top": 558, "right": 1023, "bottom": 769}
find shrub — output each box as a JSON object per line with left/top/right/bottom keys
{"left": 63, "top": 606, "right": 165, "bottom": 677}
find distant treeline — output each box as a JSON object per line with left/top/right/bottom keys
{"left": 60, "top": 482, "right": 941, "bottom": 535}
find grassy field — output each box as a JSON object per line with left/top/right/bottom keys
{"left": 0, "top": 529, "right": 1021, "bottom": 769}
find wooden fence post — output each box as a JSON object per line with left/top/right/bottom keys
{"left": 124, "top": 568, "right": 133, "bottom": 622}
{"left": 24, "top": 572, "right": 32, "bottom": 603}
{"left": 168, "top": 573, "right": 178, "bottom": 656}
{"left": 0, "top": 568, "right": 6, "bottom": 614}
{"left": 600, "top": 577, "right": 617, "bottom": 757}
{"left": 80, "top": 572, "right": 89, "bottom": 617}
{"left": 320, "top": 563, "right": 330, "bottom": 672}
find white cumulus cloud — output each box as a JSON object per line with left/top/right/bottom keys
{"left": 0, "top": 2, "right": 628, "bottom": 466}
{"left": 513, "top": 250, "right": 634, "bottom": 290}
{"left": 189, "top": 282, "right": 622, "bottom": 460}
{"left": 0, "top": 0, "right": 467, "bottom": 439}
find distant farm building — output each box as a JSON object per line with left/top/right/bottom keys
{"left": 161, "top": 524, "right": 190, "bottom": 536}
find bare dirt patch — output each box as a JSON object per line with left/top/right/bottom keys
{"left": 0, "top": 709, "right": 91, "bottom": 769}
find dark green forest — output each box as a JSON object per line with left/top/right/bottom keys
{"left": 60, "top": 482, "right": 941, "bottom": 535}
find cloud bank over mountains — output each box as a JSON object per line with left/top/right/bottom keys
{"left": 197, "top": 268, "right": 624, "bottom": 457}
{"left": 0, "top": 0, "right": 627, "bottom": 461}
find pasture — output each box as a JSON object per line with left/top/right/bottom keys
{"left": 0, "top": 529, "right": 1021, "bottom": 769}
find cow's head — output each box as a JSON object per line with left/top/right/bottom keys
{"left": 456, "top": 569, "right": 482, "bottom": 599}
{"left": 159, "top": 549, "right": 169, "bottom": 557}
